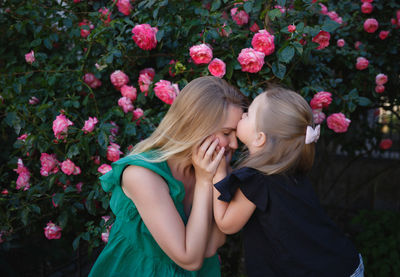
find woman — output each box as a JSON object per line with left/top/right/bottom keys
{"left": 89, "top": 76, "right": 246, "bottom": 276}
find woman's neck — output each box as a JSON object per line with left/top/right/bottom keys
{"left": 167, "top": 156, "right": 194, "bottom": 184}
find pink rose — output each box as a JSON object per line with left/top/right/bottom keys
{"left": 230, "top": 6, "right": 249, "bottom": 26}
{"left": 354, "top": 41, "right": 362, "bottom": 50}
{"left": 356, "top": 57, "right": 369, "bottom": 70}
{"left": 138, "top": 68, "right": 155, "bottom": 94}
{"left": 132, "top": 108, "right": 144, "bottom": 121}
{"left": 375, "top": 85, "right": 385, "bottom": 93}
{"left": 110, "top": 121, "right": 119, "bottom": 137}
{"left": 208, "top": 58, "right": 226, "bottom": 78}
{"left": 14, "top": 158, "right": 30, "bottom": 191}
{"left": 237, "top": 48, "right": 265, "bottom": 73}
{"left": 1, "top": 189, "right": 8, "bottom": 195}
{"left": 52, "top": 114, "right": 73, "bottom": 140}
{"left": 98, "top": 164, "right": 112, "bottom": 174}
{"left": 274, "top": 5, "right": 286, "bottom": 13}
{"left": 44, "top": 221, "right": 62, "bottom": 240}
{"left": 25, "top": 50, "right": 35, "bottom": 64}
{"left": 83, "top": 73, "right": 102, "bottom": 89}
{"left": 364, "top": 18, "right": 379, "bottom": 33}
{"left": 107, "top": 143, "right": 123, "bottom": 162}
{"left": 131, "top": 24, "right": 158, "bottom": 50}
{"left": 140, "top": 68, "right": 155, "bottom": 79}
{"left": 120, "top": 85, "right": 137, "bottom": 101}
{"left": 92, "top": 155, "right": 101, "bottom": 165}
{"left": 375, "top": 74, "right": 388, "bottom": 85}
{"left": 310, "top": 91, "right": 332, "bottom": 109}
{"left": 101, "top": 230, "right": 110, "bottom": 243}
{"left": 99, "top": 7, "right": 111, "bottom": 24}
{"left": 79, "top": 20, "right": 94, "bottom": 38}
{"left": 154, "top": 80, "right": 179, "bottom": 105}
{"left": 17, "top": 133, "right": 28, "bottom": 141}
{"left": 288, "top": 25, "right": 296, "bottom": 33}
{"left": 118, "top": 97, "right": 134, "bottom": 113}
{"left": 76, "top": 182, "right": 83, "bottom": 193}
{"left": 116, "top": 0, "right": 132, "bottom": 16}
{"left": 250, "top": 23, "right": 260, "bottom": 33}
{"left": 361, "top": 2, "right": 373, "bottom": 14}
{"left": 379, "top": 30, "right": 389, "bottom": 40}
{"left": 337, "top": 39, "right": 345, "bottom": 47}
{"left": 189, "top": 44, "right": 213, "bottom": 65}
{"left": 313, "top": 109, "right": 326, "bottom": 124}
{"left": 40, "top": 153, "right": 59, "bottom": 176}
{"left": 379, "top": 139, "right": 392, "bottom": 150}
{"left": 110, "top": 70, "right": 129, "bottom": 89}
{"left": 251, "top": 29, "right": 275, "bottom": 55}
{"left": 327, "top": 11, "right": 342, "bottom": 24}
{"left": 361, "top": 0, "right": 373, "bottom": 3}
{"left": 82, "top": 116, "right": 98, "bottom": 133}
{"left": 61, "top": 159, "right": 78, "bottom": 175}
{"left": 312, "top": 30, "right": 330, "bottom": 50}
{"left": 319, "top": 3, "right": 328, "bottom": 15}
{"left": 327, "top": 113, "right": 351, "bottom": 133}
{"left": 29, "top": 96, "right": 39, "bottom": 105}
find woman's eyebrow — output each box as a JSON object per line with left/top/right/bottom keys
{"left": 221, "top": 127, "right": 236, "bottom": 131}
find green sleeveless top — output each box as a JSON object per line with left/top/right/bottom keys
{"left": 89, "top": 152, "right": 221, "bottom": 277}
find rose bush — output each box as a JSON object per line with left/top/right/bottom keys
{"left": 0, "top": 0, "right": 399, "bottom": 275}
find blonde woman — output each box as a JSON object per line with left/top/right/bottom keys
{"left": 89, "top": 76, "right": 246, "bottom": 276}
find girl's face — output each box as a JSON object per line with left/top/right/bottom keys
{"left": 213, "top": 104, "right": 243, "bottom": 162}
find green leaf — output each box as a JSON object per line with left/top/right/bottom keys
{"left": 31, "top": 38, "right": 42, "bottom": 47}
{"left": 272, "top": 62, "right": 286, "bottom": 79}
{"left": 277, "top": 0, "right": 286, "bottom": 7}
{"left": 279, "top": 46, "right": 295, "bottom": 63}
{"left": 357, "top": 97, "right": 372, "bottom": 107}
{"left": 322, "top": 19, "right": 340, "bottom": 33}
{"left": 268, "top": 9, "right": 282, "bottom": 21}
{"left": 31, "top": 205, "right": 41, "bottom": 214}
{"left": 211, "top": 0, "right": 221, "bottom": 11}
{"left": 67, "top": 144, "right": 80, "bottom": 158}
{"left": 73, "top": 235, "right": 81, "bottom": 250}
{"left": 125, "top": 124, "right": 137, "bottom": 136}
{"left": 244, "top": 1, "right": 253, "bottom": 13}
{"left": 226, "top": 62, "right": 234, "bottom": 80}
{"left": 98, "top": 131, "right": 109, "bottom": 150}
{"left": 63, "top": 18, "right": 73, "bottom": 28}
{"left": 53, "top": 193, "right": 64, "bottom": 207}
{"left": 21, "top": 208, "right": 29, "bottom": 226}
{"left": 292, "top": 41, "right": 303, "bottom": 55}
{"left": 156, "top": 29, "right": 164, "bottom": 42}
{"left": 44, "top": 38, "right": 52, "bottom": 49}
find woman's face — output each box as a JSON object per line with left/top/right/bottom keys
{"left": 213, "top": 104, "right": 243, "bottom": 161}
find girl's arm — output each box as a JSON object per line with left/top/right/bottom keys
{"left": 204, "top": 219, "right": 226, "bottom": 258}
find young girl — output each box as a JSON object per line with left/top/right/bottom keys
{"left": 212, "top": 87, "right": 364, "bottom": 277}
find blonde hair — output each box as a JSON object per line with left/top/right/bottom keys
{"left": 130, "top": 76, "right": 246, "bottom": 163}
{"left": 238, "top": 86, "right": 315, "bottom": 175}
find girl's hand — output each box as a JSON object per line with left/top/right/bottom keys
{"left": 192, "top": 136, "right": 225, "bottom": 184}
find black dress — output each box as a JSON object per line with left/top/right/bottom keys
{"left": 214, "top": 167, "right": 359, "bottom": 277}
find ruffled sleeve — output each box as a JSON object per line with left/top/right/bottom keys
{"left": 214, "top": 167, "right": 269, "bottom": 211}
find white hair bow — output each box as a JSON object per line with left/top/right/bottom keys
{"left": 305, "top": 125, "right": 320, "bottom": 144}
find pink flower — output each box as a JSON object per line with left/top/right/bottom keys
{"left": 14, "top": 159, "right": 30, "bottom": 191}
{"left": 356, "top": 57, "right": 369, "bottom": 70}
{"left": 327, "top": 113, "right": 351, "bottom": 133}
{"left": 138, "top": 68, "right": 155, "bottom": 94}
{"left": 288, "top": 25, "right": 296, "bottom": 33}
{"left": 116, "top": 0, "right": 132, "bottom": 16}
{"left": 79, "top": 20, "right": 94, "bottom": 38}
{"left": 154, "top": 80, "right": 179, "bottom": 105}
{"left": 99, "top": 7, "right": 111, "bottom": 24}
{"left": 110, "top": 70, "right": 129, "bottom": 88}
{"left": 313, "top": 109, "right": 326, "bottom": 124}
{"left": 189, "top": 44, "right": 213, "bottom": 65}
{"left": 250, "top": 23, "right": 260, "bottom": 33}
{"left": 44, "top": 221, "right": 62, "bottom": 240}
{"left": 110, "top": 121, "right": 119, "bottom": 137}
{"left": 354, "top": 41, "right": 362, "bottom": 50}
{"left": 375, "top": 74, "right": 388, "bottom": 85}
{"left": 132, "top": 108, "right": 144, "bottom": 121}
{"left": 92, "top": 155, "right": 101, "bottom": 165}
{"left": 208, "top": 58, "right": 226, "bottom": 78}
{"left": 310, "top": 91, "right": 332, "bottom": 109}
{"left": 17, "top": 133, "right": 28, "bottom": 141}
{"left": 120, "top": 85, "right": 137, "bottom": 101}
{"left": 131, "top": 24, "right": 158, "bottom": 50}
{"left": 375, "top": 85, "right": 385, "bottom": 93}
{"left": 40, "top": 153, "right": 59, "bottom": 176}
{"left": 337, "top": 39, "right": 345, "bottom": 47}
{"left": 82, "top": 117, "right": 98, "bottom": 133}
{"left": 361, "top": 2, "right": 373, "bottom": 14}
{"left": 101, "top": 230, "right": 110, "bottom": 243}
{"left": 230, "top": 6, "right": 249, "bottom": 26}
{"left": 76, "top": 182, "right": 83, "bottom": 193}
{"left": 361, "top": 0, "right": 373, "bottom": 3}
{"left": 379, "top": 139, "right": 392, "bottom": 150}
{"left": 61, "top": 159, "right": 78, "bottom": 175}
{"left": 29, "top": 96, "right": 39, "bottom": 105}
{"left": 251, "top": 29, "right": 275, "bottom": 55}
{"left": 98, "top": 164, "right": 112, "bottom": 174}
{"left": 83, "top": 73, "right": 102, "bottom": 89}
{"left": 1, "top": 189, "right": 8, "bottom": 195}
{"left": 140, "top": 68, "right": 155, "bottom": 79}
{"left": 52, "top": 114, "right": 73, "bottom": 140}
{"left": 379, "top": 30, "right": 389, "bottom": 40}
{"left": 319, "top": 3, "right": 328, "bottom": 15}
{"left": 364, "top": 18, "right": 379, "bottom": 33}
{"left": 107, "top": 143, "right": 123, "bottom": 162}
{"left": 274, "top": 5, "right": 286, "bottom": 13}
{"left": 118, "top": 97, "right": 134, "bottom": 113}
{"left": 237, "top": 48, "right": 265, "bottom": 73}
{"left": 25, "top": 50, "right": 35, "bottom": 64}
{"left": 312, "top": 30, "right": 330, "bottom": 50}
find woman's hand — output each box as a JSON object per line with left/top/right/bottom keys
{"left": 192, "top": 136, "right": 225, "bottom": 184}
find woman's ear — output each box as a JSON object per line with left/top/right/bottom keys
{"left": 253, "top": 131, "right": 266, "bottom": 148}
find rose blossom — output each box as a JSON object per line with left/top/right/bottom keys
{"left": 131, "top": 24, "right": 158, "bottom": 50}
{"left": 110, "top": 70, "right": 129, "bottom": 89}
{"left": 25, "top": 50, "right": 35, "bottom": 64}
{"left": 17, "top": 133, "right": 28, "bottom": 141}
{"left": 361, "top": 2, "right": 373, "bottom": 14}
{"left": 208, "top": 58, "right": 226, "bottom": 78}
{"left": 375, "top": 74, "right": 388, "bottom": 85}
{"left": 379, "top": 139, "right": 392, "bottom": 150}
{"left": 98, "top": 164, "right": 112, "bottom": 174}
{"left": 375, "top": 85, "right": 385, "bottom": 93}
{"left": 251, "top": 29, "right": 275, "bottom": 55}
{"left": 356, "top": 57, "right": 369, "bottom": 70}
{"left": 237, "top": 48, "right": 265, "bottom": 73}
{"left": 327, "top": 11, "right": 342, "bottom": 25}
{"left": 189, "top": 44, "right": 213, "bottom": 65}
{"left": 354, "top": 41, "right": 362, "bottom": 50}
{"left": 319, "top": 3, "right": 328, "bottom": 15}
{"left": 337, "top": 39, "right": 345, "bottom": 47}
{"left": 361, "top": 0, "right": 373, "bottom": 2}
{"left": 40, "top": 153, "right": 59, "bottom": 176}
{"left": 120, "top": 85, "right": 137, "bottom": 101}
{"left": 310, "top": 91, "right": 332, "bottom": 109}
{"left": 327, "top": 113, "right": 351, "bottom": 133}
{"left": 364, "top": 18, "right": 379, "bottom": 33}
{"left": 107, "top": 143, "right": 123, "bottom": 162}
{"left": 44, "top": 221, "right": 62, "bottom": 240}
{"left": 61, "top": 159, "right": 79, "bottom": 175}
{"left": 101, "top": 230, "right": 110, "bottom": 243}
{"left": 132, "top": 108, "right": 144, "bottom": 121}
{"left": 118, "top": 97, "right": 134, "bottom": 113}
{"left": 379, "top": 31, "right": 389, "bottom": 40}
{"left": 154, "top": 80, "right": 179, "bottom": 105}
{"left": 83, "top": 73, "right": 102, "bottom": 89}
{"left": 1, "top": 189, "right": 7, "bottom": 195}
{"left": 288, "top": 25, "right": 296, "bottom": 33}
{"left": 52, "top": 114, "right": 73, "bottom": 140}
{"left": 82, "top": 117, "right": 98, "bottom": 133}
{"left": 230, "top": 6, "right": 249, "bottom": 26}
{"left": 79, "top": 20, "right": 94, "bottom": 38}
{"left": 138, "top": 68, "right": 155, "bottom": 94}
{"left": 99, "top": 7, "right": 111, "bottom": 24}
{"left": 29, "top": 96, "right": 39, "bottom": 105}
{"left": 274, "top": 5, "right": 286, "bottom": 13}
{"left": 116, "top": 0, "right": 131, "bottom": 16}
{"left": 250, "top": 23, "right": 259, "bottom": 33}
{"left": 76, "top": 182, "right": 83, "bottom": 193}
{"left": 14, "top": 158, "right": 30, "bottom": 190}
{"left": 312, "top": 30, "right": 330, "bottom": 50}
{"left": 313, "top": 109, "right": 326, "bottom": 124}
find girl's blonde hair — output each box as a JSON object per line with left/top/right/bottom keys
{"left": 238, "top": 86, "right": 315, "bottom": 175}
{"left": 130, "top": 76, "right": 246, "bottom": 162}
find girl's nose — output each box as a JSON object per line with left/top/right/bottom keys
{"left": 229, "top": 135, "right": 238, "bottom": 150}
